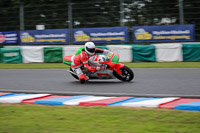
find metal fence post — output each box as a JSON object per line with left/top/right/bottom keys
{"left": 120, "top": 0, "right": 124, "bottom": 26}
{"left": 19, "top": 0, "right": 24, "bottom": 30}
{"left": 68, "top": 1, "right": 73, "bottom": 45}
{"left": 179, "top": 0, "right": 184, "bottom": 24}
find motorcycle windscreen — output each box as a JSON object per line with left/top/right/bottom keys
{"left": 105, "top": 52, "right": 119, "bottom": 63}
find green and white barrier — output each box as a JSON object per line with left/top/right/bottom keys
{"left": 21, "top": 46, "right": 44, "bottom": 63}
{"left": 107, "top": 45, "right": 132, "bottom": 62}
{"left": 44, "top": 47, "right": 63, "bottom": 63}
{"left": 152, "top": 43, "right": 183, "bottom": 62}
{"left": 182, "top": 44, "right": 200, "bottom": 62}
{"left": 63, "top": 45, "right": 84, "bottom": 58}
{"left": 1, "top": 43, "right": 200, "bottom": 63}
{"left": 0, "top": 48, "right": 22, "bottom": 63}
{"left": 132, "top": 45, "right": 156, "bottom": 62}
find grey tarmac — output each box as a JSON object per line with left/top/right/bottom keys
{"left": 0, "top": 68, "right": 200, "bottom": 98}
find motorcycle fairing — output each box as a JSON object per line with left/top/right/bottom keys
{"left": 89, "top": 70, "right": 115, "bottom": 79}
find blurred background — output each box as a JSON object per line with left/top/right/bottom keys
{"left": 0, "top": 0, "right": 199, "bottom": 42}
{"left": 0, "top": 0, "right": 200, "bottom": 63}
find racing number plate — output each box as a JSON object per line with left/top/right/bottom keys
{"left": 107, "top": 52, "right": 113, "bottom": 60}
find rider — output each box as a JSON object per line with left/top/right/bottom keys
{"left": 66, "top": 42, "right": 106, "bottom": 84}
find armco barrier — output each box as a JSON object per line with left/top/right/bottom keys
{"left": 1, "top": 92, "right": 200, "bottom": 111}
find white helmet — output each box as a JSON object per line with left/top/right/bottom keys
{"left": 85, "top": 42, "right": 95, "bottom": 56}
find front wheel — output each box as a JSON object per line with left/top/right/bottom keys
{"left": 113, "top": 65, "right": 134, "bottom": 82}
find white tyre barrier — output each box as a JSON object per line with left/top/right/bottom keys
{"left": 21, "top": 46, "right": 45, "bottom": 63}
{"left": 106, "top": 45, "right": 132, "bottom": 62}
{"left": 63, "top": 45, "right": 84, "bottom": 57}
{"left": 152, "top": 43, "right": 183, "bottom": 62}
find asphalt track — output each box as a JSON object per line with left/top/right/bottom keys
{"left": 0, "top": 68, "right": 200, "bottom": 98}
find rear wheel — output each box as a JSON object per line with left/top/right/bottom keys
{"left": 113, "top": 65, "right": 134, "bottom": 82}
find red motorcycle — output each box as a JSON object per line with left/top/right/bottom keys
{"left": 64, "top": 51, "right": 134, "bottom": 82}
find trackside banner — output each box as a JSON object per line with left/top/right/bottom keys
{"left": 0, "top": 31, "right": 18, "bottom": 44}
{"left": 73, "top": 26, "right": 129, "bottom": 44}
{"left": 20, "top": 29, "right": 68, "bottom": 44}
{"left": 133, "top": 25, "right": 194, "bottom": 42}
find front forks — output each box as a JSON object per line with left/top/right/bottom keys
{"left": 114, "top": 63, "right": 124, "bottom": 75}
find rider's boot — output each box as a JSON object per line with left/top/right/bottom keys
{"left": 79, "top": 74, "right": 87, "bottom": 84}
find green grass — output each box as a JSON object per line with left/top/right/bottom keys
{"left": 0, "top": 62, "right": 200, "bottom": 69}
{"left": 0, "top": 62, "right": 199, "bottom": 132}
{"left": 0, "top": 104, "right": 200, "bottom": 133}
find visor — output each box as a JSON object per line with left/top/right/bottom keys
{"left": 87, "top": 47, "right": 95, "bottom": 53}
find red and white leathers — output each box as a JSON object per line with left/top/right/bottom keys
{"left": 71, "top": 48, "right": 105, "bottom": 81}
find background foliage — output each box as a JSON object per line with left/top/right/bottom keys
{"left": 0, "top": 0, "right": 199, "bottom": 40}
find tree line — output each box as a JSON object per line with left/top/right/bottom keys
{"left": 0, "top": 0, "right": 199, "bottom": 40}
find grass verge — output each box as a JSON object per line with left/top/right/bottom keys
{"left": 0, "top": 62, "right": 200, "bottom": 69}
{"left": 0, "top": 104, "right": 200, "bottom": 133}
{"left": 0, "top": 62, "right": 200, "bottom": 132}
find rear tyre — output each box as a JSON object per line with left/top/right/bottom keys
{"left": 80, "top": 78, "right": 86, "bottom": 84}
{"left": 70, "top": 67, "right": 79, "bottom": 80}
{"left": 113, "top": 65, "right": 134, "bottom": 82}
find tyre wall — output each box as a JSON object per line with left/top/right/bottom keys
{"left": 1, "top": 43, "right": 200, "bottom": 63}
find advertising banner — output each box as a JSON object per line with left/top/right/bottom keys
{"left": 133, "top": 25, "right": 194, "bottom": 42}
{"left": 0, "top": 31, "right": 18, "bottom": 44}
{"left": 20, "top": 29, "right": 68, "bottom": 45}
{"left": 73, "top": 26, "right": 129, "bottom": 44}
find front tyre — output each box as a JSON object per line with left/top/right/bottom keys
{"left": 113, "top": 65, "right": 134, "bottom": 82}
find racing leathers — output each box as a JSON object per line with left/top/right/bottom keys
{"left": 69, "top": 47, "right": 105, "bottom": 82}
